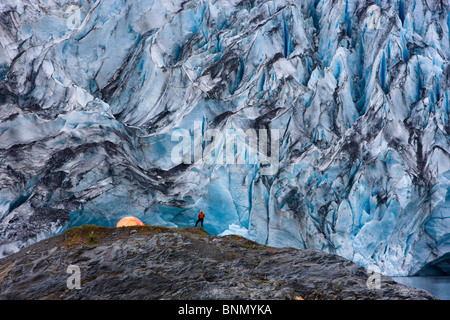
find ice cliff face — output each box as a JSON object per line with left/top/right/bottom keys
{"left": 0, "top": 0, "right": 449, "bottom": 276}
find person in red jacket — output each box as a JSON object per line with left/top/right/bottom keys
{"left": 195, "top": 210, "right": 205, "bottom": 228}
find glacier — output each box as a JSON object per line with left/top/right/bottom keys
{"left": 0, "top": 0, "right": 449, "bottom": 276}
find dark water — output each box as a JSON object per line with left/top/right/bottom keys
{"left": 392, "top": 276, "right": 450, "bottom": 300}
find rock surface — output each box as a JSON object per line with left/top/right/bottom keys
{"left": 0, "top": 225, "right": 437, "bottom": 300}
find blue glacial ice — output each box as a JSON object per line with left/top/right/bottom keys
{"left": 0, "top": 0, "right": 449, "bottom": 276}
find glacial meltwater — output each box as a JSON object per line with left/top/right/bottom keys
{"left": 392, "top": 277, "right": 450, "bottom": 300}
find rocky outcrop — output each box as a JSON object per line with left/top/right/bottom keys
{"left": 0, "top": 225, "right": 437, "bottom": 300}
